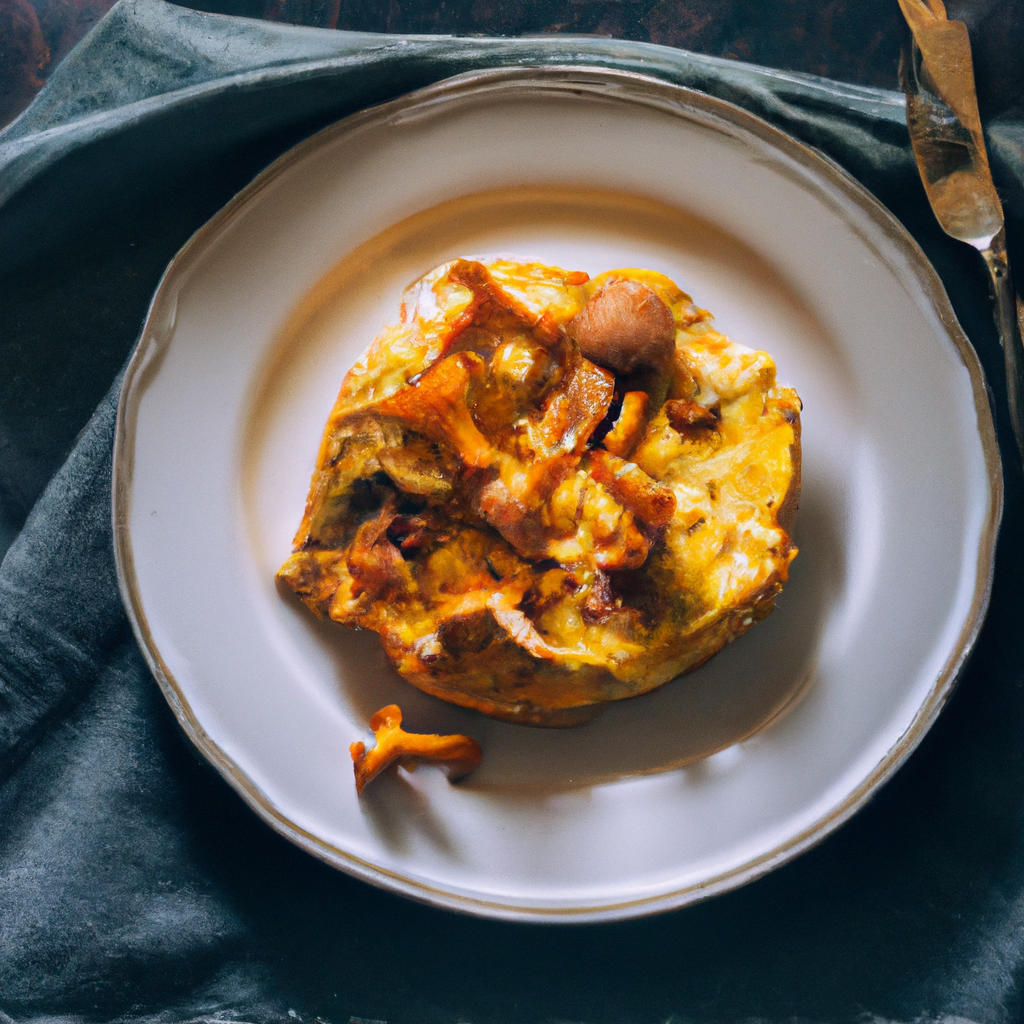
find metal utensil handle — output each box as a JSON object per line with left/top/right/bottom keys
{"left": 982, "top": 242, "right": 1024, "bottom": 464}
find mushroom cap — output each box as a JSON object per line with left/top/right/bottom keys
{"left": 568, "top": 279, "right": 676, "bottom": 374}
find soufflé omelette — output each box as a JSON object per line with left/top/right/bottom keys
{"left": 278, "top": 258, "right": 801, "bottom": 728}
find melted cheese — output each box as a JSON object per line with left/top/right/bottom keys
{"left": 278, "top": 259, "right": 800, "bottom": 726}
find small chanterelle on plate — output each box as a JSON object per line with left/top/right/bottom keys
{"left": 277, "top": 258, "right": 802, "bottom": 791}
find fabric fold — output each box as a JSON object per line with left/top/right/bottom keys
{"left": 0, "top": 379, "right": 127, "bottom": 783}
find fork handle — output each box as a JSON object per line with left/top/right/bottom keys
{"left": 981, "top": 243, "right": 1024, "bottom": 465}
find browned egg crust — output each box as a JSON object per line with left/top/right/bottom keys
{"left": 278, "top": 259, "right": 801, "bottom": 726}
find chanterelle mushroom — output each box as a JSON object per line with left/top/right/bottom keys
{"left": 350, "top": 704, "right": 483, "bottom": 793}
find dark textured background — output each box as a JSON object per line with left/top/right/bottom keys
{"left": 5, "top": 0, "right": 1024, "bottom": 128}
{"left": 3, "top": 2, "right": 1024, "bottom": 1023}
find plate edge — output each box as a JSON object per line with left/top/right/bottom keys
{"left": 110, "top": 64, "right": 1004, "bottom": 923}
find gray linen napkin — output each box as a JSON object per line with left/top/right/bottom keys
{"left": 3, "top": 2, "right": 1024, "bottom": 1021}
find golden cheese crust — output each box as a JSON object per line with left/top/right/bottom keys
{"left": 278, "top": 259, "right": 801, "bottom": 726}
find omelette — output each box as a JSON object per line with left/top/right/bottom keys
{"left": 278, "top": 258, "right": 801, "bottom": 727}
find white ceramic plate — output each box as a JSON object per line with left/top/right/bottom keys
{"left": 114, "top": 67, "right": 1001, "bottom": 922}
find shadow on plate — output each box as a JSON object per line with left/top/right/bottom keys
{"left": 355, "top": 767, "right": 460, "bottom": 856}
{"left": 286, "top": 473, "right": 844, "bottom": 794}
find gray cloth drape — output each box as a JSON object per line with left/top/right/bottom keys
{"left": 3, "top": 1, "right": 1024, "bottom": 1020}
